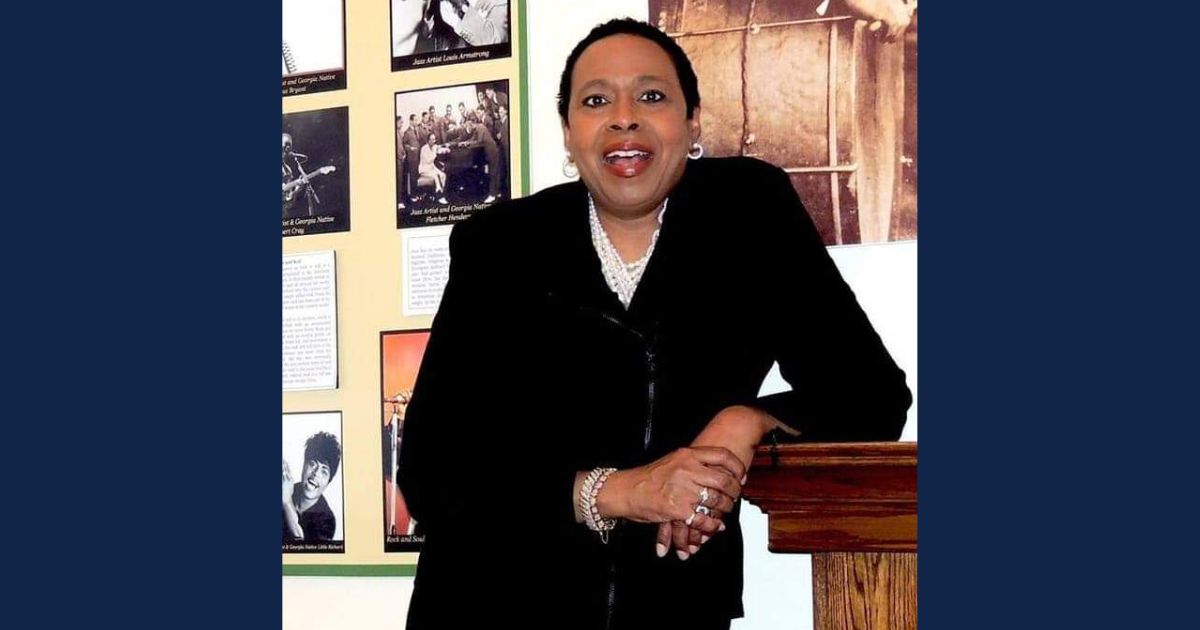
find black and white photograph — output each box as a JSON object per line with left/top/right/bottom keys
{"left": 282, "top": 412, "right": 345, "bottom": 554}
{"left": 282, "top": 0, "right": 347, "bottom": 96}
{"left": 283, "top": 106, "right": 350, "bottom": 237}
{"left": 649, "top": 0, "right": 917, "bottom": 245}
{"left": 395, "top": 80, "right": 511, "bottom": 229}
{"left": 391, "top": 0, "right": 512, "bottom": 72}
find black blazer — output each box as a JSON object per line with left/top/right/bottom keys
{"left": 398, "top": 157, "right": 911, "bottom": 629}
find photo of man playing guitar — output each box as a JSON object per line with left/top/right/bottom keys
{"left": 281, "top": 106, "right": 349, "bottom": 237}
{"left": 282, "top": 132, "right": 336, "bottom": 218}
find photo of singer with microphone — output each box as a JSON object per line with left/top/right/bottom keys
{"left": 380, "top": 330, "right": 431, "bottom": 552}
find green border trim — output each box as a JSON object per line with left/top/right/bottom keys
{"left": 518, "top": 0, "right": 531, "bottom": 197}
{"left": 283, "top": 564, "right": 417, "bottom": 577}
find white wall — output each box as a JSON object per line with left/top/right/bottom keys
{"left": 283, "top": 577, "right": 412, "bottom": 629}
{"left": 284, "top": 2, "right": 916, "bottom": 628}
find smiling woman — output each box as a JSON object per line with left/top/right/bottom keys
{"left": 397, "top": 17, "right": 911, "bottom": 630}
{"left": 562, "top": 33, "right": 698, "bottom": 227}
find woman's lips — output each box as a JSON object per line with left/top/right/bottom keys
{"left": 602, "top": 150, "right": 654, "bottom": 178}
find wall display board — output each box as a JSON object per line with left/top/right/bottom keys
{"left": 283, "top": 0, "right": 348, "bottom": 96}
{"left": 391, "top": 0, "right": 512, "bottom": 71}
{"left": 282, "top": 0, "right": 527, "bottom": 575}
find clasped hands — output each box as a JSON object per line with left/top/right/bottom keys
{"left": 593, "top": 405, "right": 777, "bottom": 560}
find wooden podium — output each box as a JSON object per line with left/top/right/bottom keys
{"left": 742, "top": 443, "right": 917, "bottom": 630}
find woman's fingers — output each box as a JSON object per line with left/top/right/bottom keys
{"left": 688, "top": 446, "right": 747, "bottom": 484}
{"left": 683, "top": 509, "right": 724, "bottom": 536}
{"left": 671, "top": 521, "right": 692, "bottom": 559}
{"left": 655, "top": 522, "right": 671, "bottom": 558}
{"left": 694, "top": 468, "right": 742, "bottom": 505}
{"left": 655, "top": 514, "right": 732, "bottom": 560}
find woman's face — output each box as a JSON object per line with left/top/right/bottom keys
{"left": 427, "top": 133, "right": 436, "bottom": 145}
{"left": 562, "top": 34, "right": 700, "bottom": 217}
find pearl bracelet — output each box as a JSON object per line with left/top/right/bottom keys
{"left": 579, "top": 467, "right": 618, "bottom": 544}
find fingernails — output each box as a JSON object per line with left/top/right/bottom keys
{"left": 656, "top": 543, "right": 667, "bottom": 558}
{"left": 700, "top": 535, "right": 710, "bottom": 544}
{"left": 719, "top": 521, "right": 727, "bottom": 532}
{"left": 688, "top": 545, "right": 699, "bottom": 554}
{"left": 741, "top": 474, "right": 748, "bottom": 485}
{"left": 676, "top": 550, "right": 690, "bottom": 561}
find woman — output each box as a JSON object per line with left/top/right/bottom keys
{"left": 417, "top": 133, "right": 449, "bottom": 205}
{"left": 398, "top": 18, "right": 910, "bottom": 630}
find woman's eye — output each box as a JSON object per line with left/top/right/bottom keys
{"left": 639, "top": 90, "right": 665, "bottom": 103}
{"left": 582, "top": 95, "right": 609, "bottom": 107}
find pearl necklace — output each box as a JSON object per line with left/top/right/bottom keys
{"left": 587, "top": 193, "right": 667, "bottom": 309}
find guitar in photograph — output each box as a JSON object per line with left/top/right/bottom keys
{"left": 282, "top": 165, "right": 336, "bottom": 214}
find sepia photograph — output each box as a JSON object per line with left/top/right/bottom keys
{"left": 391, "top": 0, "right": 512, "bottom": 71}
{"left": 283, "top": 106, "right": 350, "bottom": 237}
{"left": 380, "top": 330, "right": 432, "bottom": 552}
{"left": 648, "top": 0, "right": 917, "bottom": 245}
{"left": 282, "top": 0, "right": 347, "bottom": 96}
{"left": 395, "top": 80, "right": 511, "bottom": 228}
{"left": 283, "top": 411, "right": 345, "bottom": 554}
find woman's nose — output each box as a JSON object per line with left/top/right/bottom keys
{"left": 608, "top": 99, "right": 639, "bottom": 132}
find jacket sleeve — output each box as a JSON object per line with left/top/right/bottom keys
{"left": 750, "top": 163, "right": 912, "bottom": 441}
{"left": 396, "top": 217, "right": 580, "bottom": 533}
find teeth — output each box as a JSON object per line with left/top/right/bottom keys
{"left": 606, "top": 150, "right": 649, "bottom": 159}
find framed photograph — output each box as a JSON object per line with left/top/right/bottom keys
{"left": 395, "top": 80, "right": 512, "bottom": 228}
{"left": 283, "top": 106, "right": 350, "bottom": 237}
{"left": 379, "top": 330, "right": 431, "bottom": 552}
{"left": 391, "top": 0, "right": 512, "bottom": 71}
{"left": 648, "top": 0, "right": 917, "bottom": 245}
{"left": 282, "top": 411, "right": 345, "bottom": 554}
{"left": 282, "top": 0, "right": 347, "bottom": 96}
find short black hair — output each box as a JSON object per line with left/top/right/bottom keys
{"left": 557, "top": 17, "right": 700, "bottom": 125}
{"left": 304, "top": 431, "right": 341, "bottom": 479}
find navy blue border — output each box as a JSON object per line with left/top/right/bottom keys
{"left": 10, "top": 2, "right": 281, "bottom": 627}
{"left": 921, "top": 4, "right": 1196, "bottom": 628}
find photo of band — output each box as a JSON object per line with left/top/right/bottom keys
{"left": 283, "top": 0, "right": 347, "bottom": 96}
{"left": 395, "top": 80, "right": 511, "bottom": 229}
{"left": 391, "top": 0, "right": 512, "bottom": 72}
{"left": 283, "top": 106, "right": 350, "bottom": 237}
{"left": 380, "top": 330, "right": 432, "bottom": 552}
{"left": 283, "top": 411, "right": 345, "bottom": 554}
